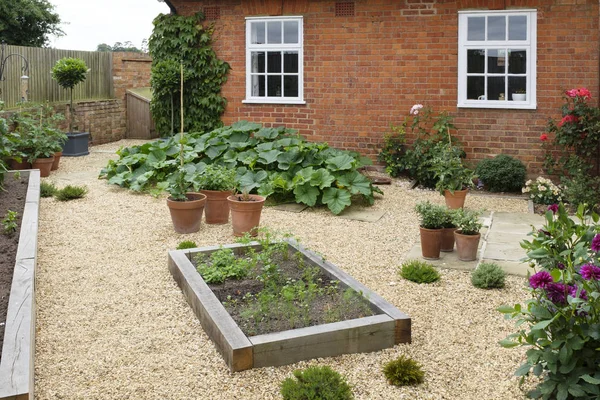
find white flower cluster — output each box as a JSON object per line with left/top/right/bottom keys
{"left": 410, "top": 104, "right": 423, "bottom": 115}
{"left": 522, "top": 177, "right": 562, "bottom": 202}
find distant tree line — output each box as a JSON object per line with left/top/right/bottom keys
{"left": 0, "top": 0, "right": 63, "bottom": 47}
{"left": 96, "top": 40, "right": 148, "bottom": 53}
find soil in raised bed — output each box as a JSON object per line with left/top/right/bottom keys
{"left": 194, "top": 247, "right": 377, "bottom": 337}
{"left": 0, "top": 171, "right": 28, "bottom": 363}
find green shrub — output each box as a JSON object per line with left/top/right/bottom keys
{"left": 196, "top": 164, "right": 237, "bottom": 192}
{"left": 471, "top": 263, "right": 506, "bottom": 289}
{"left": 55, "top": 185, "right": 87, "bottom": 201}
{"left": 382, "top": 356, "right": 425, "bottom": 387}
{"left": 452, "top": 208, "right": 482, "bottom": 235}
{"left": 561, "top": 172, "right": 600, "bottom": 210}
{"left": 475, "top": 155, "right": 527, "bottom": 192}
{"left": 176, "top": 240, "right": 198, "bottom": 250}
{"left": 40, "top": 181, "right": 58, "bottom": 198}
{"left": 399, "top": 260, "right": 440, "bottom": 284}
{"left": 280, "top": 366, "right": 353, "bottom": 400}
{"left": 414, "top": 201, "right": 446, "bottom": 229}
{"left": 194, "top": 247, "right": 254, "bottom": 284}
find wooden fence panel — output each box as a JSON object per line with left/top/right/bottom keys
{"left": 0, "top": 45, "right": 113, "bottom": 108}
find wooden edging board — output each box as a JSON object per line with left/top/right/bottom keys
{"left": 0, "top": 170, "right": 40, "bottom": 400}
{"left": 168, "top": 240, "right": 411, "bottom": 372}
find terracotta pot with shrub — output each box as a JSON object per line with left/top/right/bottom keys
{"left": 440, "top": 208, "right": 457, "bottom": 252}
{"left": 166, "top": 167, "right": 206, "bottom": 234}
{"left": 228, "top": 188, "right": 266, "bottom": 237}
{"left": 452, "top": 208, "right": 483, "bottom": 261}
{"left": 197, "top": 164, "right": 236, "bottom": 224}
{"left": 415, "top": 201, "right": 446, "bottom": 260}
{"left": 432, "top": 147, "right": 475, "bottom": 209}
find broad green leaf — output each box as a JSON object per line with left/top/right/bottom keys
{"left": 326, "top": 154, "right": 355, "bottom": 171}
{"left": 239, "top": 170, "right": 268, "bottom": 191}
{"left": 256, "top": 142, "right": 274, "bottom": 151}
{"left": 277, "top": 150, "right": 303, "bottom": 170}
{"left": 530, "top": 319, "right": 553, "bottom": 331}
{"left": 258, "top": 149, "right": 282, "bottom": 165}
{"left": 527, "top": 248, "right": 550, "bottom": 259}
{"left": 294, "top": 183, "right": 319, "bottom": 206}
{"left": 228, "top": 131, "right": 250, "bottom": 143}
{"left": 292, "top": 167, "right": 315, "bottom": 185}
{"left": 238, "top": 149, "right": 258, "bottom": 166}
{"left": 497, "top": 304, "right": 516, "bottom": 313}
{"left": 311, "top": 169, "right": 335, "bottom": 190}
{"left": 514, "top": 363, "right": 531, "bottom": 377}
{"left": 336, "top": 171, "right": 372, "bottom": 195}
{"left": 582, "top": 374, "right": 600, "bottom": 385}
{"left": 231, "top": 120, "right": 261, "bottom": 132}
{"left": 499, "top": 338, "right": 520, "bottom": 348}
{"left": 205, "top": 144, "right": 228, "bottom": 160}
{"left": 145, "top": 149, "right": 167, "bottom": 166}
{"left": 255, "top": 127, "right": 279, "bottom": 139}
{"left": 322, "top": 187, "right": 352, "bottom": 215}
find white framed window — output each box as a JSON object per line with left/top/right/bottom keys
{"left": 458, "top": 10, "right": 537, "bottom": 109}
{"left": 244, "top": 16, "right": 305, "bottom": 104}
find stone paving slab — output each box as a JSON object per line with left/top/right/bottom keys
{"left": 270, "top": 203, "right": 308, "bottom": 213}
{"left": 338, "top": 208, "right": 386, "bottom": 223}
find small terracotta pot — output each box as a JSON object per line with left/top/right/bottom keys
{"left": 440, "top": 227, "right": 456, "bottom": 252}
{"left": 51, "top": 151, "right": 63, "bottom": 170}
{"left": 200, "top": 189, "right": 233, "bottom": 224}
{"left": 9, "top": 158, "right": 31, "bottom": 170}
{"left": 228, "top": 194, "right": 266, "bottom": 237}
{"left": 444, "top": 189, "right": 468, "bottom": 209}
{"left": 32, "top": 156, "right": 55, "bottom": 178}
{"left": 419, "top": 226, "right": 442, "bottom": 260}
{"left": 166, "top": 192, "right": 207, "bottom": 234}
{"left": 454, "top": 231, "right": 481, "bottom": 261}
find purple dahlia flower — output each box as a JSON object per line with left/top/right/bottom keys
{"left": 580, "top": 264, "right": 600, "bottom": 281}
{"left": 591, "top": 234, "right": 600, "bottom": 252}
{"left": 546, "top": 283, "right": 567, "bottom": 304}
{"left": 547, "top": 204, "right": 559, "bottom": 214}
{"left": 529, "top": 271, "right": 553, "bottom": 289}
{"left": 568, "top": 285, "right": 588, "bottom": 301}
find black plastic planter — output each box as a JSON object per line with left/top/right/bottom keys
{"left": 62, "top": 132, "right": 90, "bottom": 157}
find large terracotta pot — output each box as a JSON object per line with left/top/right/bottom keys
{"left": 419, "top": 226, "right": 442, "bottom": 260}
{"left": 227, "top": 194, "right": 266, "bottom": 237}
{"left": 200, "top": 189, "right": 233, "bottom": 224}
{"left": 32, "top": 156, "right": 55, "bottom": 178}
{"left": 51, "top": 151, "right": 62, "bottom": 171}
{"left": 166, "top": 192, "right": 207, "bottom": 234}
{"left": 440, "top": 227, "right": 456, "bottom": 252}
{"left": 9, "top": 159, "right": 31, "bottom": 170}
{"left": 454, "top": 231, "right": 481, "bottom": 261}
{"left": 444, "top": 189, "right": 468, "bottom": 209}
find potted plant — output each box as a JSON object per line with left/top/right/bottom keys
{"left": 440, "top": 207, "right": 457, "bottom": 252}
{"left": 228, "top": 182, "right": 266, "bottom": 237}
{"left": 51, "top": 57, "right": 90, "bottom": 157}
{"left": 414, "top": 201, "right": 446, "bottom": 260}
{"left": 165, "top": 166, "right": 207, "bottom": 234}
{"left": 28, "top": 130, "right": 56, "bottom": 177}
{"left": 432, "top": 147, "right": 475, "bottom": 209}
{"left": 512, "top": 88, "right": 526, "bottom": 102}
{"left": 452, "top": 208, "right": 483, "bottom": 261}
{"left": 197, "top": 164, "right": 237, "bottom": 224}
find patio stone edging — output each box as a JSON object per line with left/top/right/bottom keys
{"left": 0, "top": 170, "right": 40, "bottom": 400}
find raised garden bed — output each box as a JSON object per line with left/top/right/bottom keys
{"left": 168, "top": 240, "right": 411, "bottom": 371}
{"left": 0, "top": 170, "right": 39, "bottom": 400}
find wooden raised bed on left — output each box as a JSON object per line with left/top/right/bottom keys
{"left": 0, "top": 170, "right": 40, "bottom": 400}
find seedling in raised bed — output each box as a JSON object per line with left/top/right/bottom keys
{"left": 2, "top": 210, "right": 18, "bottom": 235}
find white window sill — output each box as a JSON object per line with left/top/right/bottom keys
{"left": 242, "top": 99, "right": 306, "bottom": 105}
{"left": 457, "top": 101, "right": 536, "bottom": 110}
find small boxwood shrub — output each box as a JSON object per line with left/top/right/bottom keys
{"left": 383, "top": 355, "right": 425, "bottom": 387}
{"left": 280, "top": 366, "right": 353, "bottom": 400}
{"left": 55, "top": 185, "right": 87, "bottom": 201}
{"left": 475, "top": 154, "right": 527, "bottom": 193}
{"left": 399, "top": 260, "right": 440, "bottom": 284}
{"left": 40, "top": 181, "right": 58, "bottom": 198}
{"left": 176, "top": 240, "right": 198, "bottom": 250}
{"left": 471, "top": 262, "right": 506, "bottom": 289}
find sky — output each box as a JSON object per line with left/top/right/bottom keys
{"left": 49, "top": 0, "right": 171, "bottom": 51}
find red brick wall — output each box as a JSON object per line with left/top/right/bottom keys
{"left": 170, "top": 0, "right": 599, "bottom": 174}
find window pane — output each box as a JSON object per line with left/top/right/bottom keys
{"left": 251, "top": 52, "right": 265, "bottom": 73}
{"left": 251, "top": 75, "right": 265, "bottom": 97}
{"left": 467, "top": 17, "right": 485, "bottom": 41}
{"left": 487, "top": 49, "right": 505, "bottom": 74}
{"left": 467, "top": 49, "right": 485, "bottom": 73}
{"left": 267, "top": 75, "right": 282, "bottom": 96}
{"left": 284, "top": 21, "right": 299, "bottom": 43}
{"left": 509, "top": 77, "right": 527, "bottom": 100}
{"left": 251, "top": 22, "right": 265, "bottom": 44}
{"left": 508, "top": 49, "right": 526, "bottom": 74}
{"left": 284, "top": 75, "right": 299, "bottom": 97}
{"left": 267, "top": 21, "right": 282, "bottom": 44}
{"left": 267, "top": 52, "right": 281, "bottom": 73}
{"left": 487, "top": 16, "right": 506, "bottom": 40}
{"left": 509, "top": 16, "right": 527, "bottom": 40}
{"left": 487, "top": 76, "right": 505, "bottom": 100}
{"left": 283, "top": 52, "right": 298, "bottom": 73}
{"left": 467, "top": 76, "right": 484, "bottom": 100}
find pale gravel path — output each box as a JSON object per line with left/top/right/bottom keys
{"left": 35, "top": 140, "right": 532, "bottom": 399}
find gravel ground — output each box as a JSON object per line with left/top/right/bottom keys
{"left": 35, "top": 139, "right": 533, "bottom": 399}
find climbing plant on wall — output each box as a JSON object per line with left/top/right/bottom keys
{"left": 149, "top": 12, "right": 230, "bottom": 136}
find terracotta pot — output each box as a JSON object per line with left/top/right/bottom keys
{"left": 419, "top": 226, "right": 442, "bottom": 260}
{"left": 9, "top": 158, "right": 31, "bottom": 170}
{"left": 166, "top": 192, "right": 207, "bottom": 234}
{"left": 227, "top": 194, "right": 266, "bottom": 237}
{"left": 51, "top": 151, "right": 62, "bottom": 171}
{"left": 32, "top": 156, "right": 55, "bottom": 178}
{"left": 200, "top": 189, "right": 233, "bottom": 224}
{"left": 454, "top": 231, "right": 481, "bottom": 261}
{"left": 444, "top": 189, "right": 468, "bottom": 209}
{"left": 440, "top": 227, "right": 456, "bottom": 252}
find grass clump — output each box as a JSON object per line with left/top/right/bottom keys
{"left": 280, "top": 366, "right": 354, "bottom": 400}
{"left": 383, "top": 356, "right": 425, "bottom": 387}
{"left": 471, "top": 262, "right": 506, "bottom": 289}
{"left": 176, "top": 240, "right": 198, "bottom": 250}
{"left": 399, "top": 260, "right": 440, "bottom": 284}
{"left": 40, "top": 181, "right": 58, "bottom": 198}
{"left": 55, "top": 185, "right": 87, "bottom": 201}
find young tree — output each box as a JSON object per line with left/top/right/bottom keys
{"left": 0, "top": 0, "right": 63, "bottom": 47}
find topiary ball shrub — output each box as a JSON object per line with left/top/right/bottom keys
{"left": 399, "top": 260, "right": 440, "bottom": 284}
{"left": 383, "top": 355, "right": 425, "bottom": 387}
{"left": 176, "top": 240, "right": 198, "bottom": 250}
{"left": 55, "top": 185, "right": 87, "bottom": 201}
{"left": 40, "top": 181, "right": 58, "bottom": 198}
{"left": 475, "top": 154, "right": 527, "bottom": 193}
{"left": 471, "top": 262, "right": 506, "bottom": 289}
{"left": 280, "top": 366, "right": 354, "bottom": 400}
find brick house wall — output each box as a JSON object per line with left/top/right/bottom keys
{"left": 168, "top": 0, "right": 599, "bottom": 174}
